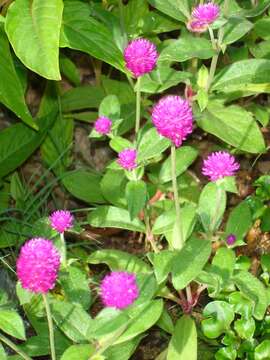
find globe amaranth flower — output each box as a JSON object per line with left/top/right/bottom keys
{"left": 202, "top": 151, "right": 240, "bottom": 182}
{"left": 124, "top": 38, "right": 158, "bottom": 78}
{"left": 151, "top": 95, "right": 193, "bottom": 147}
{"left": 226, "top": 234, "right": 236, "bottom": 246}
{"left": 192, "top": 2, "right": 220, "bottom": 24}
{"left": 187, "top": 19, "right": 209, "bottom": 33}
{"left": 49, "top": 210, "right": 74, "bottom": 233}
{"left": 94, "top": 116, "right": 112, "bottom": 135}
{"left": 100, "top": 271, "right": 139, "bottom": 309}
{"left": 17, "top": 238, "right": 60, "bottom": 293}
{"left": 117, "top": 148, "right": 137, "bottom": 171}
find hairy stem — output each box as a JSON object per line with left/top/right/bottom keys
{"left": 43, "top": 294, "right": 56, "bottom": 360}
{"left": 0, "top": 333, "right": 33, "bottom": 360}
{"left": 60, "top": 232, "right": 67, "bottom": 267}
{"left": 135, "top": 76, "right": 141, "bottom": 136}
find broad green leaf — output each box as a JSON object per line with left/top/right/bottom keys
{"left": 171, "top": 237, "right": 211, "bottom": 290}
{"left": 60, "top": 1, "right": 125, "bottom": 72}
{"left": 104, "top": 335, "right": 143, "bottom": 360}
{"left": 159, "top": 146, "right": 198, "bottom": 183}
{"left": 197, "top": 101, "right": 266, "bottom": 154}
{"left": 215, "top": 346, "right": 237, "bottom": 360}
{"left": 250, "top": 39, "right": 270, "bottom": 60}
{"left": 212, "top": 59, "right": 270, "bottom": 92}
{"left": 60, "top": 266, "right": 91, "bottom": 310}
{"left": 61, "top": 86, "right": 105, "bottom": 113}
{"left": 0, "top": 111, "right": 55, "bottom": 179}
{"left": 100, "top": 169, "right": 127, "bottom": 207}
{"left": 147, "top": 0, "right": 189, "bottom": 21}
{"left": 167, "top": 315, "right": 197, "bottom": 360}
{"left": 202, "top": 301, "right": 234, "bottom": 339}
{"left": 87, "top": 249, "right": 151, "bottom": 273}
{"left": 148, "top": 250, "right": 176, "bottom": 284}
{"left": 51, "top": 300, "right": 92, "bottom": 342}
{"left": 240, "top": 0, "right": 270, "bottom": 17}
{"left": 156, "top": 308, "right": 174, "bottom": 334}
{"left": 255, "top": 340, "right": 270, "bottom": 360}
{"left": 0, "top": 344, "right": 6, "bottom": 360}
{"left": 160, "top": 37, "right": 215, "bottom": 63}
{"left": 0, "top": 25, "right": 34, "bottom": 129}
{"left": 197, "top": 182, "right": 226, "bottom": 233}
{"left": 210, "top": 248, "right": 236, "bottom": 286}
{"left": 228, "top": 292, "right": 253, "bottom": 318}
{"left": 62, "top": 170, "right": 105, "bottom": 204}
{"left": 5, "top": 0, "right": 63, "bottom": 80}
{"left": 234, "top": 317, "right": 255, "bottom": 340}
{"left": 225, "top": 201, "right": 252, "bottom": 244}
{"left": 222, "top": 16, "right": 253, "bottom": 45}
{"left": 59, "top": 54, "right": 81, "bottom": 86}
{"left": 109, "top": 137, "right": 133, "bottom": 152}
{"left": 123, "top": 0, "right": 148, "bottom": 36}
{"left": 88, "top": 206, "right": 146, "bottom": 232}
{"left": 99, "top": 95, "right": 121, "bottom": 120}
{"left": 233, "top": 271, "right": 268, "bottom": 320}
{"left": 138, "top": 127, "right": 170, "bottom": 162}
{"left": 60, "top": 345, "right": 95, "bottom": 360}
{"left": 196, "top": 271, "right": 222, "bottom": 298}
{"left": 125, "top": 180, "right": 147, "bottom": 220}
{"left": 0, "top": 310, "right": 25, "bottom": 340}
{"left": 254, "top": 18, "right": 270, "bottom": 40}
{"left": 140, "top": 10, "right": 179, "bottom": 35}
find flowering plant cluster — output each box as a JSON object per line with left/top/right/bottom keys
{"left": 0, "top": 1, "right": 270, "bottom": 360}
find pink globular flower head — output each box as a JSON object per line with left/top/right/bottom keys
{"left": 202, "top": 151, "right": 240, "bottom": 182}
{"left": 117, "top": 148, "right": 137, "bottom": 171}
{"left": 192, "top": 2, "right": 220, "bottom": 25}
{"left": 100, "top": 271, "right": 139, "bottom": 309}
{"left": 17, "top": 238, "right": 60, "bottom": 294}
{"left": 49, "top": 210, "right": 74, "bottom": 233}
{"left": 124, "top": 38, "right": 158, "bottom": 78}
{"left": 94, "top": 116, "right": 112, "bottom": 135}
{"left": 151, "top": 95, "right": 193, "bottom": 147}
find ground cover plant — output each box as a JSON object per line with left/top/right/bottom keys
{"left": 0, "top": 0, "right": 270, "bottom": 359}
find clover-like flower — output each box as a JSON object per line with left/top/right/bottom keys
{"left": 100, "top": 271, "right": 139, "bottom": 309}
{"left": 152, "top": 95, "right": 193, "bottom": 147}
{"left": 124, "top": 38, "right": 158, "bottom": 78}
{"left": 192, "top": 2, "right": 220, "bottom": 24}
{"left": 17, "top": 238, "right": 60, "bottom": 293}
{"left": 49, "top": 210, "right": 74, "bottom": 234}
{"left": 94, "top": 116, "right": 112, "bottom": 135}
{"left": 226, "top": 234, "right": 236, "bottom": 246}
{"left": 202, "top": 151, "right": 240, "bottom": 182}
{"left": 117, "top": 148, "right": 137, "bottom": 171}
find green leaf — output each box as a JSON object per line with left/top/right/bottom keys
{"left": 225, "top": 201, "right": 252, "bottom": 244}
{"left": 0, "top": 112, "right": 54, "bottom": 179}
{"left": 59, "top": 54, "right": 81, "bottom": 86}
{"left": 254, "top": 17, "right": 270, "bottom": 40}
{"left": 104, "top": 335, "right": 143, "bottom": 360}
{"left": 160, "top": 37, "right": 215, "bottom": 63}
{"left": 0, "top": 344, "right": 6, "bottom": 360}
{"left": 159, "top": 146, "right": 198, "bottom": 183}
{"left": 5, "top": 0, "right": 63, "bottom": 80}
{"left": 215, "top": 346, "right": 237, "bottom": 360}
{"left": 167, "top": 315, "right": 197, "bottom": 360}
{"left": 125, "top": 180, "right": 147, "bottom": 220}
{"left": 87, "top": 249, "right": 151, "bottom": 273}
{"left": 0, "top": 25, "right": 34, "bottom": 129}
{"left": 99, "top": 95, "right": 121, "bottom": 120}
{"left": 233, "top": 271, "right": 268, "bottom": 320}
{"left": 51, "top": 300, "right": 92, "bottom": 342}
{"left": 147, "top": 0, "right": 188, "bottom": 21}
{"left": 222, "top": 16, "right": 253, "bottom": 45}
{"left": 109, "top": 137, "right": 133, "bottom": 153}
{"left": 138, "top": 127, "right": 170, "bottom": 162}
{"left": 60, "top": 1, "right": 125, "bottom": 72}
{"left": 60, "top": 266, "right": 91, "bottom": 310}
{"left": 62, "top": 170, "right": 105, "bottom": 204}
{"left": 60, "top": 345, "right": 95, "bottom": 360}
{"left": 156, "top": 308, "right": 174, "bottom": 334}
{"left": 148, "top": 250, "right": 176, "bottom": 284}
{"left": 228, "top": 292, "right": 253, "bottom": 318}
{"left": 255, "top": 340, "right": 270, "bottom": 360}
{"left": 210, "top": 248, "right": 236, "bottom": 286}
{"left": 234, "top": 317, "right": 255, "bottom": 340}
{"left": 197, "top": 101, "right": 266, "bottom": 153}
{"left": 0, "top": 310, "right": 25, "bottom": 340}
{"left": 197, "top": 182, "right": 226, "bottom": 233}
{"left": 88, "top": 206, "right": 146, "bottom": 232}
{"left": 100, "top": 169, "right": 127, "bottom": 207}
{"left": 202, "top": 301, "right": 234, "bottom": 339}
{"left": 212, "top": 59, "right": 270, "bottom": 93}
{"left": 171, "top": 237, "right": 211, "bottom": 290}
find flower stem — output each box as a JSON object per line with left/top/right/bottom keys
{"left": 209, "top": 184, "right": 223, "bottom": 236}
{"left": 135, "top": 76, "right": 141, "bottom": 136}
{"left": 171, "top": 144, "right": 183, "bottom": 249}
{"left": 60, "top": 232, "right": 67, "bottom": 267}
{"left": 0, "top": 333, "right": 33, "bottom": 360}
{"left": 42, "top": 294, "right": 56, "bottom": 360}
{"left": 206, "top": 54, "right": 219, "bottom": 92}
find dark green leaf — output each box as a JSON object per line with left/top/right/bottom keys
{"left": 125, "top": 180, "right": 147, "bottom": 220}
{"left": 225, "top": 201, "right": 252, "bottom": 244}
{"left": 147, "top": 0, "right": 188, "bottom": 21}
{"left": 0, "top": 310, "right": 25, "bottom": 340}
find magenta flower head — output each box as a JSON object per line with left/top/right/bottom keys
{"left": 117, "top": 148, "right": 137, "bottom": 171}
{"left": 100, "top": 271, "right": 139, "bottom": 309}
{"left": 187, "top": 19, "right": 209, "bottom": 33}
{"left": 124, "top": 38, "right": 158, "bottom": 78}
{"left": 49, "top": 210, "right": 74, "bottom": 234}
{"left": 202, "top": 151, "right": 240, "bottom": 182}
{"left": 152, "top": 95, "right": 193, "bottom": 147}
{"left": 192, "top": 2, "right": 220, "bottom": 25}
{"left": 17, "top": 238, "right": 60, "bottom": 294}
{"left": 226, "top": 234, "right": 236, "bottom": 246}
{"left": 94, "top": 116, "right": 112, "bottom": 135}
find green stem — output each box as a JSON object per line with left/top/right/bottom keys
{"left": 0, "top": 333, "right": 33, "bottom": 360}
{"left": 60, "top": 232, "right": 67, "bottom": 267}
{"left": 209, "top": 184, "right": 223, "bottom": 236}
{"left": 135, "top": 76, "right": 141, "bottom": 137}
{"left": 118, "top": 0, "right": 125, "bottom": 38}
{"left": 206, "top": 54, "right": 219, "bottom": 92}
{"left": 145, "top": 210, "right": 159, "bottom": 253}
{"left": 171, "top": 144, "right": 183, "bottom": 249}
{"left": 42, "top": 294, "right": 56, "bottom": 360}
